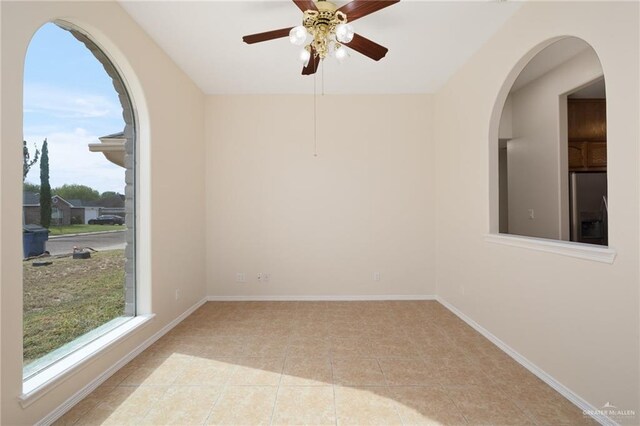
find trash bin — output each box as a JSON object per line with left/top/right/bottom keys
{"left": 23, "top": 224, "right": 49, "bottom": 258}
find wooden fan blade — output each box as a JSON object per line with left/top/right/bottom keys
{"left": 293, "top": 0, "right": 318, "bottom": 12}
{"left": 243, "top": 27, "right": 293, "bottom": 44}
{"left": 337, "top": 0, "right": 399, "bottom": 22}
{"left": 344, "top": 33, "right": 388, "bottom": 61}
{"left": 302, "top": 47, "right": 320, "bottom": 75}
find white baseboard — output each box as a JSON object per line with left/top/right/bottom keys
{"left": 207, "top": 294, "right": 437, "bottom": 301}
{"left": 38, "top": 297, "right": 208, "bottom": 426}
{"left": 436, "top": 296, "right": 616, "bottom": 426}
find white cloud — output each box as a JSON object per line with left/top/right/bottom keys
{"left": 24, "top": 83, "right": 122, "bottom": 119}
{"left": 24, "top": 128, "right": 125, "bottom": 194}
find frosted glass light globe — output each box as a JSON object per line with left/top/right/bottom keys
{"left": 289, "top": 26, "right": 308, "bottom": 46}
{"left": 335, "top": 46, "right": 348, "bottom": 61}
{"left": 299, "top": 48, "right": 311, "bottom": 65}
{"left": 335, "top": 23, "right": 354, "bottom": 43}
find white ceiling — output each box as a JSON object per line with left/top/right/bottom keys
{"left": 568, "top": 78, "right": 606, "bottom": 99}
{"left": 119, "top": 1, "right": 522, "bottom": 95}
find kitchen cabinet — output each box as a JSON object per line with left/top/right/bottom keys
{"left": 568, "top": 99, "right": 606, "bottom": 172}
{"left": 569, "top": 141, "right": 607, "bottom": 171}
{"left": 568, "top": 99, "right": 606, "bottom": 142}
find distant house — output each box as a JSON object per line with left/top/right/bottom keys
{"left": 23, "top": 193, "right": 108, "bottom": 225}
{"left": 24, "top": 193, "right": 75, "bottom": 225}
{"left": 23, "top": 192, "right": 41, "bottom": 225}
{"left": 50, "top": 195, "right": 75, "bottom": 226}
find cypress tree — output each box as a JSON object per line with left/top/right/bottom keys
{"left": 39, "top": 139, "right": 51, "bottom": 228}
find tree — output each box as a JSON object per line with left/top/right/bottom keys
{"left": 100, "top": 191, "right": 118, "bottom": 199}
{"left": 23, "top": 182, "right": 40, "bottom": 193}
{"left": 39, "top": 139, "right": 51, "bottom": 228}
{"left": 53, "top": 184, "right": 100, "bottom": 202}
{"left": 23, "top": 140, "right": 40, "bottom": 181}
{"left": 97, "top": 193, "right": 124, "bottom": 208}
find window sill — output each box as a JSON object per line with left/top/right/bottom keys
{"left": 484, "top": 233, "right": 616, "bottom": 264}
{"left": 21, "top": 314, "right": 155, "bottom": 407}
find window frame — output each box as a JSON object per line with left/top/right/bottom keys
{"left": 20, "top": 20, "right": 147, "bottom": 402}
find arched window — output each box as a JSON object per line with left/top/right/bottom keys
{"left": 22, "top": 22, "right": 136, "bottom": 379}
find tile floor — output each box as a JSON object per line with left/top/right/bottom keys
{"left": 55, "top": 301, "right": 596, "bottom": 425}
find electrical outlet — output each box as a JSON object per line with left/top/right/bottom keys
{"left": 373, "top": 272, "right": 381, "bottom": 281}
{"left": 235, "top": 272, "right": 246, "bottom": 283}
{"left": 175, "top": 289, "right": 181, "bottom": 301}
{"left": 264, "top": 273, "right": 270, "bottom": 283}
{"left": 257, "top": 273, "right": 262, "bottom": 282}
{"left": 528, "top": 209, "right": 535, "bottom": 220}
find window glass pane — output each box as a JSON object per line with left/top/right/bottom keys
{"left": 22, "top": 23, "right": 135, "bottom": 378}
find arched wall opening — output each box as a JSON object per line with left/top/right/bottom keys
{"left": 488, "top": 36, "right": 607, "bottom": 247}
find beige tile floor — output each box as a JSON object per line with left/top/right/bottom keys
{"left": 55, "top": 301, "right": 597, "bottom": 426}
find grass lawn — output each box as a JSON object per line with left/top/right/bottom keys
{"left": 47, "top": 224, "right": 126, "bottom": 236}
{"left": 23, "top": 250, "right": 125, "bottom": 365}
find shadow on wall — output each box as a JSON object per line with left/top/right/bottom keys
{"left": 54, "top": 301, "right": 591, "bottom": 425}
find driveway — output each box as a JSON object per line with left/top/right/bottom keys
{"left": 46, "top": 230, "right": 126, "bottom": 256}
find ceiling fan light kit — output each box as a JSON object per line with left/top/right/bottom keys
{"left": 289, "top": 26, "right": 309, "bottom": 46}
{"left": 335, "top": 23, "right": 355, "bottom": 43}
{"left": 243, "top": 0, "right": 399, "bottom": 75}
{"left": 294, "top": 1, "right": 350, "bottom": 64}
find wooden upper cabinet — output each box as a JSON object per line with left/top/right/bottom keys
{"left": 569, "top": 141, "right": 607, "bottom": 171}
{"left": 587, "top": 141, "right": 607, "bottom": 168}
{"left": 568, "top": 99, "right": 607, "bottom": 171}
{"left": 568, "top": 99, "right": 606, "bottom": 142}
{"left": 568, "top": 142, "right": 587, "bottom": 170}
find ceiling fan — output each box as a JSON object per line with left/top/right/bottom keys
{"left": 242, "top": 0, "right": 399, "bottom": 75}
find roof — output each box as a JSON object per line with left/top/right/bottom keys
{"left": 67, "top": 199, "right": 100, "bottom": 208}
{"left": 67, "top": 198, "right": 100, "bottom": 208}
{"left": 23, "top": 192, "right": 40, "bottom": 205}
{"left": 99, "top": 131, "right": 125, "bottom": 139}
{"left": 23, "top": 192, "right": 121, "bottom": 208}
{"left": 52, "top": 195, "right": 73, "bottom": 207}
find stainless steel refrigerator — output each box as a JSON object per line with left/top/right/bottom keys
{"left": 570, "top": 172, "right": 608, "bottom": 245}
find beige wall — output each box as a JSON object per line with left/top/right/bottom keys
{"left": 0, "top": 2, "right": 206, "bottom": 424}
{"left": 205, "top": 95, "right": 436, "bottom": 298}
{"left": 498, "top": 95, "right": 513, "bottom": 140}
{"left": 435, "top": 1, "right": 639, "bottom": 418}
{"left": 2, "top": 1, "right": 639, "bottom": 425}
{"left": 506, "top": 47, "right": 603, "bottom": 239}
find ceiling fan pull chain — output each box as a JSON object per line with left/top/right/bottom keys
{"left": 314, "top": 71, "right": 318, "bottom": 157}
{"left": 321, "top": 60, "right": 325, "bottom": 96}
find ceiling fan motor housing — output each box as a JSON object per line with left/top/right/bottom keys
{"left": 302, "top": 1, "right": 347, "bottom": 59}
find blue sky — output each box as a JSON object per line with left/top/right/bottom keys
{"left": 23, "top": 23, "right": 125, "bottom": 194}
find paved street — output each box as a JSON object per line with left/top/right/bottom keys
{"left": 46, "top": 231, "right": 126, "bottom": 256}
